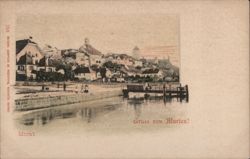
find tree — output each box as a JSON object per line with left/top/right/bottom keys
{"left": 103, "top": 61, "right": 123, "bottom": 71}
{"left": 91, "top": 64, "right": 99, "bottom": 71}
{"left": 64, "top": 64, "right": 73, "bottom": 80}
{"left": 100, "top": 67, "right": 107, "bottom": 79}
{"left": 135, "top": 66, "right": 142, "bottom": 70}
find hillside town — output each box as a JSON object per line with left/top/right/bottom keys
{"left": 16, "top": 37, "right": 179, "bottom": 83}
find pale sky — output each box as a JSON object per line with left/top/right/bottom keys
{"left": 16, "top": 13, "right": 179, "bottom": 65}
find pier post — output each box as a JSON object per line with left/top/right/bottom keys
{"left": 169, "top": 84, "right": 172, "bottom": 97}
{"left": 123, "top": 90, "right": 129, "bottom": 98}
{"left": 163, "top": 83, "right": 166, "bottom": 99}
{"left": 179, "top": 83, "right": 182, "bottom": 96}
{"left": 63, "top": 82, "right": 66, "bottom": 91}
{"left": 185, "top": 85, "right": 189, "bottom": 102}
{"left": 176, "top": 86, "right": 179, "bottom": 100}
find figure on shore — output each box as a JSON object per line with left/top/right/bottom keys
{"left": 63, "top": 83, "right": 66, "bottom": 91}
{"left": 84, "top": 84, "right": 89, "bottom": 93}
{"left": 42, "top": 84, "right": 45, "bottom": 91}
{"left": 75, "top": 84, "right": 78, "bottom": 93}
{"left": 81, "top": 84, "right": 84, "bottom": 93}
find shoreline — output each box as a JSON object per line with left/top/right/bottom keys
{"left": 14, "top": 82, "right": 182, "bottom": 111}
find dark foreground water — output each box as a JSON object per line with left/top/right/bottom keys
{"left": 14, "top": 96, "right": 189, "bottom": 135}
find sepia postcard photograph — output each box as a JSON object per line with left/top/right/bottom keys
{"left": 0, "top": 0, "right": 249, "bottom": 159}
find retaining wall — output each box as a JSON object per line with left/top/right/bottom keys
{"left": 15, "top": 90, "right": 123, "bottom": 111}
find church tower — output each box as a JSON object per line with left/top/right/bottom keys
{"left": 132, "top": 46, "right": 140, "bottom": 60}
{"left": 85, "top": 37, "right": 90, "bottom": 46}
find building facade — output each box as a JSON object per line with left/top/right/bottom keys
{"left": 16, "top": 39, "right": 44, "bottom": 80}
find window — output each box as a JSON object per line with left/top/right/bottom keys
{"left": 29, "top": 66, "right": 33, "bottom": 70}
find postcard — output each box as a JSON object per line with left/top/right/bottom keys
{"left": 0, "top": 0, "right": 249, "bottom": 158}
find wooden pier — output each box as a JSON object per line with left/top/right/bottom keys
{"left": 122, "top": 83, "right": 189, "bottom": 102}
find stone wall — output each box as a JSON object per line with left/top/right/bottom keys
{"left": 15, "top": 90, "right": 123, "bottom": 111}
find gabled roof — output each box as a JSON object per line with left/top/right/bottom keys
{"left": 74, "top": 67, "right": 91, "bottom": 74}
{"left": 16, "top": 54, "right": 34, "bottom": 65}
{"left": 79, "top": 44, "right": 102, "bottom": 56}
{"left": 16, "top": 39, "right": 37, "bottom": 54}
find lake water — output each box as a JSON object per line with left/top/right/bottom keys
{"left": 14, "top": 96, "right": 189, "bottom": 135}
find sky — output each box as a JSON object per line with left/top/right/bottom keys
{"left": 16, "top": 13, "right": 179, "bottom": 66}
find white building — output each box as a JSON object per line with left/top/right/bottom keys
{"left": 104, "top": 54, "right": 134, "bottom": 66}
{"left": 133, "top": 60, "right": 143, "bottom": 67}
{"left": 75, "top": 52, "right": 86, "bottom": 65}
{"left": 79, "top": 38, "right": 103, "bottom": 66}
{"left": 16, "top": 39, "right": 44, "bottom": 80}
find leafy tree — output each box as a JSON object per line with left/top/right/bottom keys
{"left": 145, "top": 75, "right": 153, "bottom": 82}
{"left": 135, "top": 66, "right": 142, "bottom": 70}
{"left": 36, "top": 71, "right": 65, "bottom": 82}
{"left": 103, "top": 61, "right": 123, "bottom": 71}
{"left": 54, "top": 63, "right": 73, "bottom": 81}
{"left": 100, "top": 67, "right": 107, "bottom": 79}
{"left": 91, "top": 64, "right": 99, "bottom": 71}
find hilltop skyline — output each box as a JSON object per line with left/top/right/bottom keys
{"left": 16, "top": 14, "right": 179, "bottom": 66}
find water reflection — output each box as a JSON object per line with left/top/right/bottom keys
{"left": 18, "top": 103, "right": 121, "bottom": 126}
{"left": 15, "top": 96, "right": 188, "bottom": 132}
